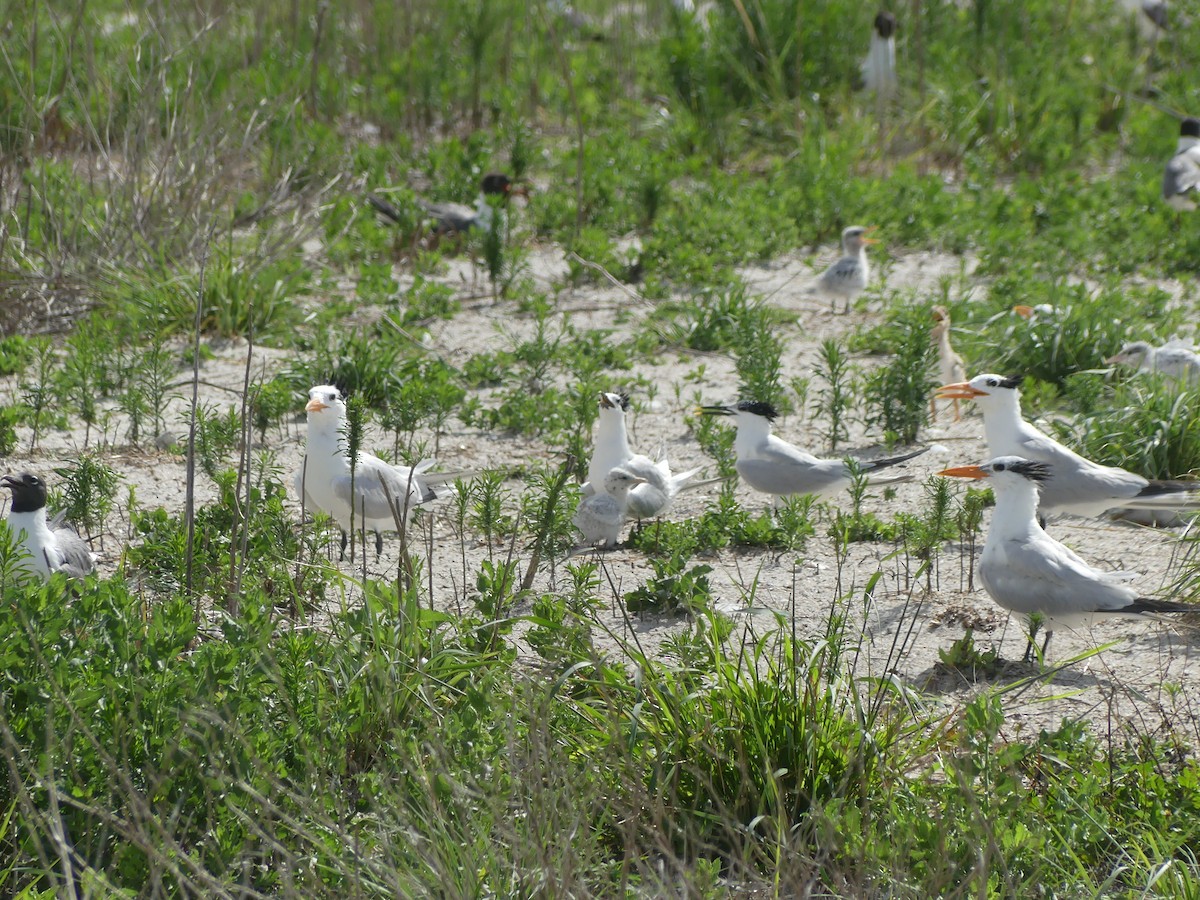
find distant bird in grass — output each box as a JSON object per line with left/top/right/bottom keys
{"left": 1107, "top": 339, "right": 1200, "bottom": 383}
{"left": 1163, "top": 118, "right": 1200, "bottom": 211}
{"left": 1, "top": 472, "right": 96, "bottom": 579}
{"left": 295, "top": 385, "right": 444, "bottom": 560}
{"left": 1120, "top": 0, "right": 1168, "bottom": 37}
{"left": 861, "top": 11, "right": 898, "bottom": 99}
{"left": 574, "top": 467, "right": 645, "bottom": 548}
{"left": 815, "top": 226, "right": 878, "bottom": 313}
{"left": 930, "top": 306, "right": 966, "bottom": 422}
{"left": 583, "top": 391, "right": 713, "bottom": 520}
{"left": 699, "top": 401, "right": 926, "bottom": 503}
{"left": 939, "top": 456, "right": 1193, "bottom": 661}
{"left": 936, "top": 373, "right": 1200, "bottom": 519}
{"left": 367, "top": 173, "right": 527, "bottom": 237}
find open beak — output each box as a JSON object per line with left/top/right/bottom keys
{"left": 698, "top": 405, "right": 733, "bottom": 417}
{"left": 305, "top": 399, "right": 328, "bottom": 413}
{"left": 935, "top": 381, "right": 988, "bottom": 400}
{"left": 599, "top": 392, "right": 616, "bottom": 409}
{"left": 938, "top": 465, "right": 990, "bottom": 480}
{"left": 1103, "top": 354, "right": 1123, "bottom": 365}
{"left": 1012, "top": 304, "right": 1035, "bottom": 319}
{"left": 862, "top": 225, "right": 879, "bottom": 245}
{"left": 0, "top": 475, "right": 16, "bottom": 490}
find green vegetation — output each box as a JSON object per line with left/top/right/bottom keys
{"left": 4, "top": 0, "right": 1200, "bottom": 894}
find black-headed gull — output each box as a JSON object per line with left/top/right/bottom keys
{"left": 2, "top": 472, "right": 96, "bottom": 579}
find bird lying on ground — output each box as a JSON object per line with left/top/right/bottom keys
{"left": 1, "top": 472, "right": 97, "bottom": 580}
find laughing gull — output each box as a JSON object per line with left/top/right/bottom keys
{"left": 2, "top": 472, "right": 96, "bottom": 579}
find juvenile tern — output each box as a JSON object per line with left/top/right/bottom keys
{"left": 1107, "top": 340, "right": 1200, "bottom": 383}
{"left": 1163, "top": 118, "right": 1200, "bottom": 211}
{"left": 936, "top": 373, "right": 1200, "bottom": 518}
{"left": 816, "top": 226, "right": 878, "bottom": 313}
{"left": 1, "top": 472, "right": 96, "bottom": 579}
{"left": 295, "top": 385, "right": 441, "bottom": 558}
{"left": 583, "top": 391, "right": 711, "bottom": 519}
{"left": 861, "top": 11, "right": 898, "bottom": 98}
{"left": 699, "top": 401, "right": 926, "bottom": 502}
{"left": 573, "top": 467, "right": 645, "bottom": 547}
{"left": 940, "top": 456, "right": 1192, "bottom": 659}
{"left": 367, "top": 173, "right": 527, "bottom": 235}
{"left": 930, "top": 305, "right": 966, "bottom": 422}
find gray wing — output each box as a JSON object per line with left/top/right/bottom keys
{"left": 1164, "top": 149, "right": 1200, "bottom": 201}
{"left": 818, "top": 258, "right": 862, "bottom": 293}
{"left": 737, "top": 440, "right": 849, "bottom": 497}
{"left": 293, "top": 459, "right": 321, "bottom": 513}
{"left": 1008, "top": 427, "right": 1145, "bottom": 513}
{"left": 418, "top": 199, "right": 477, "bottom": 232}
{"left": 980, "top": 533, "right": 1138, "bottom": 619}
{"left": 332, "top": 456, "right": 433, "bottom": 525}
{"left": 1153, "top": 347, "right": 1200, "bottom": 378}
{"left": 51, "top": 527, "right": 96, "bottom": 577}
{"left": 626, "top": 482, "right": 672, "bottom": 519}
{"left": 574, "top": 495, "right": 622, "bottom": 543}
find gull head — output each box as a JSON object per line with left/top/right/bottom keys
{"left": 935, "top": 373, "right": 1023, "bottom": 405}
{"left": 598, "top": 391, "right": 631, "bottom": 413}
{"left": 305, "top": 384, "right": 347, "bottom": 418}
{"left": 1, "top": 471, "right": 49, "bottom": 512}
{"left": 1182, "top": 118, "right": 1200, "bottom": 140}
{"left": 873, "top": 10, "right": 897, "bottom": 38}
{"left": 480, "top": 172, "right": 529, "bottom": 199}
{"left": 939, "top": 456, "right": 1052, "bottom": 486}
{"left": 1106, "top": 341, "right": 1153, "bottom": 368}
{"left": 841, "top": 225, "right": 878, "bottom": 254}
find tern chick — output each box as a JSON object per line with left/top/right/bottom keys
{"left": 2, "top": 472, "right": 96, "bottom": 580}
{"left": 573, "top": 467, "right": 645, "bottom": 548}
{"left": 930, "top": 306, "right": 967, "bottom": 422}
{"left": 1106, "top": 340, "right": 1200, "bottom": 383}
{"left": 815, "top": 226, "right": 878, "bottom": 313}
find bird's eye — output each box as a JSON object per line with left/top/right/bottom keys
{"left": 986, "top": 378, "right": 997, "bottom": 387}
{"left": 994, "top": 463, "right": 1005, "bottom": 471}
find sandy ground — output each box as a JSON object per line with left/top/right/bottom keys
{"left": 4, "top": 237, "right": 1200, "bottom": 747}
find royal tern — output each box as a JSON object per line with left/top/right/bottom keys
{"left": 1163, "top": 118, "right": 1200, "bottom": 211}
{"left": 367, "top": 173, "right": 526, "bottom": 235}
{"left": 1107, "top": 340, "right": 1200, "bottom": 383}
{"left": 936, "top": 373, "right": 1200, "bottom": 518}
{"left": 583, "top": 391, "right": 710, "bottom": 519}
{"left": 939, "top": 456, "right": 1192, "bottom": 659}
{"left": 861, "top": 11, "right": 897, "bottom": 98}
{"left": 1, "top": 472, "right": 96, "bottom": 579}
{"left": 295, "top": 385, "right": 441, "bottom": 558}
{"left": 573, "top": 467, "right": 645, "bottom": 547}
{"left": 816, "top": 226, "right": 878, "bottom": 313}
{"left": 699, "top": 401, "right": 926, "bottom": 502}
{"left": 930, "top": 306, "right": 966, "bottom": 422}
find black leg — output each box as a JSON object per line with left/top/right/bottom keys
{"left": 339, "top": 529, "right": 348, "bottom": 561}
{"left": 375, "top": 530, "right": 383, "bottom": 558}
{"left": 1040, "top": 631, "right": 1053, "bottom": 660}
{"left": 1022, "top": 637, "right": 1035, "bottom": 664}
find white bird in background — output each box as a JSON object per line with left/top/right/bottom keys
{"left": 699, "top": 401, "right": 926, "bottom": 502}
{"left": 930, "top": 305, "right": 966, "bottom": 422}
{"left": 1, "top": 472, "right": 97, "bottom": 579}
{"left": 816, "top": 225, "right": 878, "bottom": 313}
{"left": 861, "top": 11, "right": 898, "bottom": 98}
{"left": 939, "top": 456, "right": 1192, "bottom": 660}
{"left": 367, "top": 172, "right": 527, "bottom": 235}
{"left": 1121, "top": 0, "right": 1168, "bottom": 38}
{"left": 935, "top": 373, "right": 1200, "bottom": 519}
{"left": 1163, "top": 118, "right": 1200, "bottom": 211}
{"left": 583, "top": 391, "right": 711, "bottom": 520}
{"left": 295, "top": 385, "right": 445, "bottom": 559}
{"left": 1107, "top": 340, "right": 1200, "bottom": 383}
{"left": 573, "top": 467, "right": 646, "bottom": 547}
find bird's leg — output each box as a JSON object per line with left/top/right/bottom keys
{"left": 1021, "top": 635, "right": 1035, "bottom": 664}
{"left": 929, "top": 396, "right": 938, "bottom": 423}
{"left": 339, "top": 529, "right": 348, "bottom": 561}
{"left": 1040, "top": 630, "right": 1053, "bottom": 660}
{"left": 375, "top": 529, "right": 383, "bottom": 558}
{"left": 953, "top": 398, "right": 961, "bottom": 423}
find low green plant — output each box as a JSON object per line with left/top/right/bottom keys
{"left": 53, "top": 454, "right": 120, "bottom": 542}
{"left": 814, "top": 339, "right": 854, "bottom": 452}
{"left": 624, "top": 550, "right": 714, "bottom": 616}
{"left": 863, "top": 305, "right": 935, "bottom": 446}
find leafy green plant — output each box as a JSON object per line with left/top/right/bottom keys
{"left": 53, "top": 455, "right": 120, "bottom": 543}
{"left": 863, "top": 306, "right": 935, "bottom": 446}
{"left": 624, "top": 550, "right": 713, "bottom": 616}
{"left": 814, "top": 339, "right": 854, "bottom": 452}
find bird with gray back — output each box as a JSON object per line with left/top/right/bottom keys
{"left": 1164, "top": 118, "right": 1200, "bottom": 211}
{"left": 573, "top": 467, "right": 646, "bottom": 548}
{"left": 2, "top": 472, "right": 97, "bottom": 579}
{"left": 815, "top": 226, "right": 878, "bottom": 313}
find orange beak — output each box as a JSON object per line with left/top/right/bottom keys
{"left": 1103, "top": 353, "right": 1123, "bottom": 365}
{"left": 305, "top": 399, "right": 328, "bottom": 413}
{"left": 935, "top": 381, "right": 988, "bottom": 400}
{"left": 1012, "top": 304, "right": 1035, "bottom": 319}
{"left": 862, "top": 225, "right": 879, "bottom": 245}
{"left": 938, "top": 465, "right": 990, "bottom": 480}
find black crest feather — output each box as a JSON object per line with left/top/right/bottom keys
{"left": 997, "top": 375, "right": 1024, "bottom": 390}
{"left": 736, "top": 400, "right": 779, "bottom": 421}
{"left": 1006, "top": 460, "right": 1052, "bottom": 483}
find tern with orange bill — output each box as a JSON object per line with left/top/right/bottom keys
{"left": 935, "top": 373, "right": 1200, "bottom": 518}
{"left": 939, "top": 456, "right": 1193, "bottom": 660}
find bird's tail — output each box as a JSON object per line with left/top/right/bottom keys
{"left": 670, "top": 468, "right": 728, "bottom": 494}
{"left": 1126, "top": 596, "right": 1196, "bottom": 615}
{"left": 860, "top": 446, "right": 929, "bottom": 472}
{"left": 862, "top": 472, "right": 917, "bottom": 488}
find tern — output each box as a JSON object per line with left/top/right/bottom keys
{"left": 573, "top": 467, "right": 645, "bottom": 548}
{"left": 939, "top": 457, "right": 1192, "bottom": 660}
{"left": 935, "top": 373, "right": 1200, "bottom": 518}
{"left": 699, "top": 401, "right": 926, "bottom": 502}
{"left": 816, "top": 226, "right": 878, "bottom": 313}
{"left": 367, "top": 173, "right": 526, "bottom": 235}
{"left": 583, "top": 391, "right": 712, "bottom": 519}
{"left": 1163, "top": 118, "right": 1200, "bottom": 211}
{"left": 1, "top": 472, "right": 96, "bottom": 579}
{"left": 1107, "top": 340, "right": 1200, "bottom": 383}
{"left": 861, "top": 11, "right": 898, "bottom": 98}
{"left": 930, "top": 306, "right": 966, "bottom": 422}
{"left": 295, "top": 385, "right": 444, "bottom": 559}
